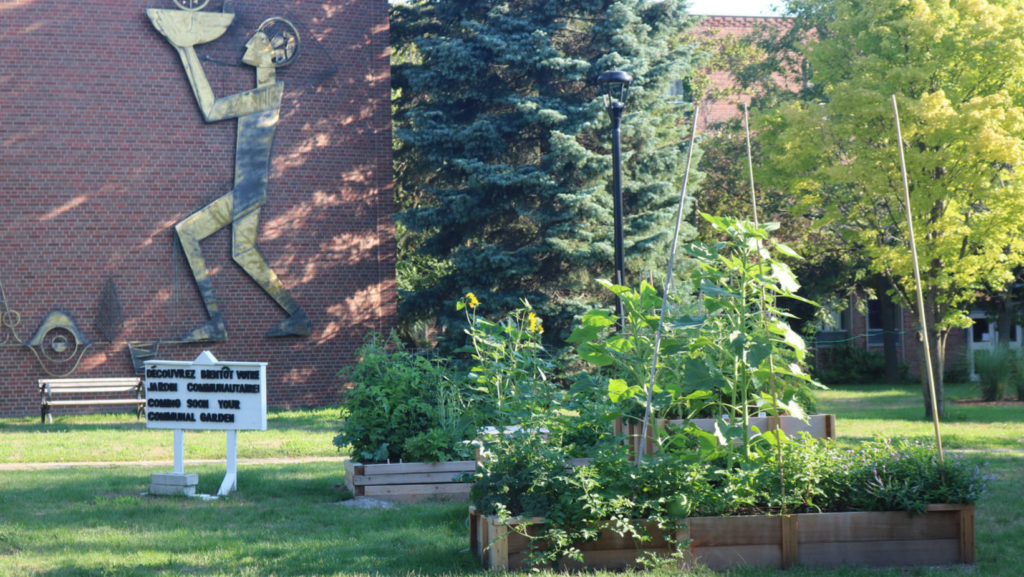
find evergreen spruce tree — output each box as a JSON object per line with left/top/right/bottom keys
{"left": 393, "top": 0, "right": 699, "bottom": 347}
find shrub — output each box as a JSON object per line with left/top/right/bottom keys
{"left": 813, "top": 345, "right": 889, "bottom": 385}
{"left": 974, "top": 345, "right": 1014, "bottom": 401}
{"left": 1012, "top": 349, "right": 1024, "bottom": 401}
{"left": 334, "top": 333, "right": 478, "bottom": 463}
{"left": 336, "top": 297, "right": 562, "bottom": 463}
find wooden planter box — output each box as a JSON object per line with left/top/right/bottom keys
{"left": 344, "top": 460, "right": 475, "bottom": 503}
{"left": 470, "top": 504, "right": 974, "bottom": 571}
{"left": 469, "top": 507, "right": 678, "bottom": 571}
{"left": 615, "top": 414, "right": 836, "bottom": 456}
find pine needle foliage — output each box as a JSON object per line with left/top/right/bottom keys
{"left": 392, "top": 0, "right": 701, "bottom": 348}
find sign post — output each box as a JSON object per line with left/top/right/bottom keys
{"left": 144, "top": 351, "right": 267, "bottom": 496}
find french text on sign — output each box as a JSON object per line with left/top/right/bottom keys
{"left": 143, "top": 351, "right": 267, "bottom": 431}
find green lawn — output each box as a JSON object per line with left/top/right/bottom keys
{"left": 0, "top": 407, "right": 343, "bottom": 464}
{"left": 0, "top": 389, "right": 1021, "bottom": 576}
{"left": 816, "top": 382, "right": 1024, "bottom": 450}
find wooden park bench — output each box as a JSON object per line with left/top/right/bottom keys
{"left": 39, "top": 377, "right": 144, "bottom": 424}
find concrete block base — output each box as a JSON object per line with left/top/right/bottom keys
{"left": 150, "top": 473, "right": 199, "bottom": 496}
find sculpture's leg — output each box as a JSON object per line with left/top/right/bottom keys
{"left": 232, "top": 209, "right": 312, "bottom": 337}
{"left": 175, "top": 193, "right": 233, "bottom": 342}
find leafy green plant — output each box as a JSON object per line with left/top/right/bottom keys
{"left": 570, "top": 215, "right": 821, "bottom": 455}
{"left": 458, "top": 294, "right": 559, "bottom": 424}
{"left": 683, "top": 215, "right": 821, "bottom": 444}
{"left": 472, "top": 432, "right": 688, "bottom": 567}
{"left": 841, "top": 438, "right": 988, "bottom": 514}
{"left": 468, "top": 214, "right": 991, "bottom": 568}
{"left": 568, "top": 280, "right": 699, "bottom": 421}
{"left": 470, "top": 432, "right": 986, "bottom": 568}
{"left": 334, "top": 333, "right": 478, "bottom": 463}
{"left": 337, "top": 295, "right": 563, "bottom": 463}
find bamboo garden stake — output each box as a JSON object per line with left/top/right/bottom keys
{"left": 890, "top": 94, "right": 945, "bottom": 464}
{"left": 639, "top": 104, "right": 700, "bottom": 463}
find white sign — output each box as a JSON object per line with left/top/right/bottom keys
{"left": 144, "top": 351, "right": 267, "bottom": 431}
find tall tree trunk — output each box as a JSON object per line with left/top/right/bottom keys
{"left": 997, "top": 296, "right": 1013, "bottom": 344}
{"left": 879, "top": 289, "right": 900, "bottom": 383}
{"left": 921, "top": 294, "right": 946, "bottom": 421}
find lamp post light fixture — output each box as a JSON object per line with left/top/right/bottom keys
{"left": 597, "top": 69, "right": 633, "bottom": 331}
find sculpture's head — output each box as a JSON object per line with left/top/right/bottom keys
{"left": 243, "top": 18, "right": 299, "bottom": 68}
{"left": 242, "top": 31, "right": 274, "bottom": 68}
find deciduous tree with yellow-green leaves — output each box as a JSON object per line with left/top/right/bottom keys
{"left": 758, "top": 0, "right": 1024, "bottom": 419}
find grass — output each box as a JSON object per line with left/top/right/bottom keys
{"left": 0, "top": 389, "right": 1022, "bottom": 576}
{"left": 816, "top": 382, "right": 1024, "bottom": 450}
{"left": 0, "top": 463, "right": 477, "bottom": 576}
{"left": 0, "top": 407, "right": 344, "bottom": 463}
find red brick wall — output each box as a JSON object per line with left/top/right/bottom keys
{"left": 0, "top": 0, "right": 395, "bottom": 416}
{"left": 691, "top": 15, "right": 798, "bottom": 129}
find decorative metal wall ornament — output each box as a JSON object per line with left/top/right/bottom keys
{"left": 173, "top": 0, "right": 209, "bottom": 10}
{"left": 128, "top": 341, "right": 161, "bottom": 375}
{"left": 257, "top": 18, "right": 300, "bottom": 66}
{"left": 95, "top": 277, "right": 124, "bottom": 342}
{"left": 148, "top": 3, "right": 311, "bottom": 343}
{"left": 26, "top": 311, "right": 93, "bottom": 377}
{"left": 0, "top": 278, "right": 21, "bottom": 347}
{"left": 1, "top": 277, "right": 93, "bottom": 376}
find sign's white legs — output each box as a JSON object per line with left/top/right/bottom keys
{"left": 174, "top": 429, "right": 185, "bottom": 474}
{"left": 218, "top": 430, "right": 238, "bottom": 496}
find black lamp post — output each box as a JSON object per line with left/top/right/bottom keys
{"left": 598, "top": 69, "right": 633, "bottom": 331}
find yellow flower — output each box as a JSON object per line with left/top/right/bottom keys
{"left": 528, "top": 312, "right": 543, "bottom": 334}
{"left": 465, "top": 292, "right": 480, "bottom": 309}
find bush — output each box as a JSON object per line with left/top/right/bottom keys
{"left": 974, "top": 345, "right": 1014, "bottom": 401}
{"left": 1012, "top": 350, "right": 1024, "bottom": 401}
{"left": 813, "top": 345, "right": 889, "bottom": 385}
{"left": 334, "top": 333, "right": 478, "bottom": 463}
{"left": 336, "top": 297, "right": 562, "bottom": 463}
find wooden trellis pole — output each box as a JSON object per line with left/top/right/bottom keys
{"left": 890, "top": 94, "right": 945, "bottom": 464}
{"left": 639, "top": 103, "right": 700, "bottom": 463}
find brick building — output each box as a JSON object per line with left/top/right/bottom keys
{"left": 0, "top": 0, "right": 395, "bottom": 416}
{"left": 690, "top": 15, "right": 798, "bottom": 130}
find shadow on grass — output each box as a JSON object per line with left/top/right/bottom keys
{"left": 0, "top": 463, "right": 480, "bottom": 576}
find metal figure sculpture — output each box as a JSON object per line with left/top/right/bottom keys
{"left": 148, "top": 6, "right": 309, "bottom": 342}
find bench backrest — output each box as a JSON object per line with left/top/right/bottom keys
{"left": 40, "top": 378, "right": 142, "bottom": 395}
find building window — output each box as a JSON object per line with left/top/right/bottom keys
{"left": 815, "top": 305, "right": 850, "bottom": 348}
{"left": 866, "top": 299, "right": 901, "bottom": 347}
{"left": 668, "top": 79, "right": 691, "bottom": 103}
{"left": 972, "top": 318, "right": 991, "bottom": 343}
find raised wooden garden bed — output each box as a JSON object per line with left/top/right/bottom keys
{"left": 614, "top": 414, "right": 836, "bottom": 456}
{"left": 469, "top": 507, "right": 677, "bottom": 571}
{"left": 344, "top": 460, "right": 475, "bottom": 503}
{"left": 470, "top": 504, "right": 974, "bottom": 571}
